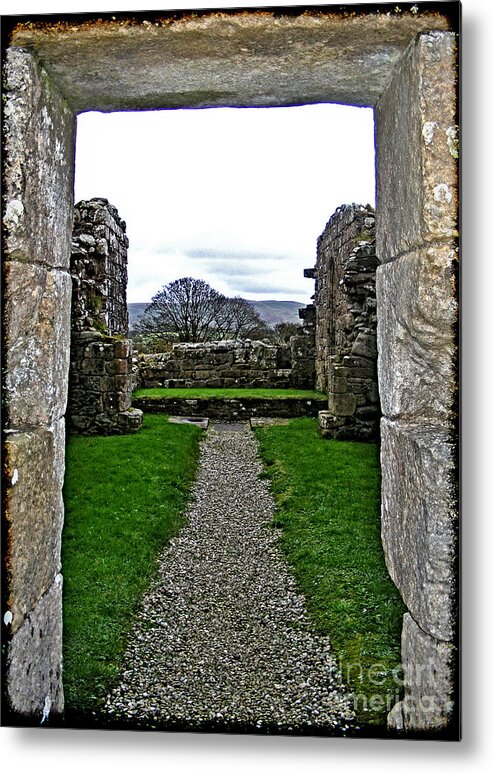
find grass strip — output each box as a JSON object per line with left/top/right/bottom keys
{"left": 254, "top": 418, "right": 405, "bottom": 728}
{"left": 133, "top": 387, "right": 326, "bottom": 400}
{"left": 61, "top": 413, "right": 201, "bottom": 718}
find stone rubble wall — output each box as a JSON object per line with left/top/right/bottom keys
{"left": 71, "top": 198, "right": 129, "bottom": 335}
{"left": 307, "top": 203, "right": 380, "bottom": 440}
{"left": 292, "top": 303, "right": 316, "bottom": 389}
{"left": 68, "top": 199, "right": 142, "bottom": 435}
{"left": 68, "top": 333, "right": 142, "bottom": 435}
{"left": 138, "top": 335, "right": 315, "bottom": 390}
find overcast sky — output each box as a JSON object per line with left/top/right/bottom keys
{"left": 74, "top": 104, "right": 375, "bottom": 304}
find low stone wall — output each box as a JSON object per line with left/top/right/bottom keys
{"left": 133, "top": 396, "right": 326, "bottom": 421}
{"left": 68, "top": 332, "right": 143, "bottom": 434}
{"left": 138, "top": 337, "right": 314, "bottom": 390}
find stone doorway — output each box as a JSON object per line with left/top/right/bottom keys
{"left": 2, "top": 5, "right": 458, "bottom": 734}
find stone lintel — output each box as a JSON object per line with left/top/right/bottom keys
{"left": 8, "top": 11, "right": 452, "bottom": 113}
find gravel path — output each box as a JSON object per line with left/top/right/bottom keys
{"left": 102, "top": 422, "right": 355, "bottom": 734}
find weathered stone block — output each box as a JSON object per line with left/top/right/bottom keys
{"left": 113, "top": 340, "right": 130, "bottom": 359}
{"left": 70, "top": 416, "right": 92, "bottom": 432}
{"left": 3, "top": 421, "right": 65, "bottom": 631}
{"left": 376, "top": 32, "right": 457, "bottom": 260}
{"left": 380, "top": 419, "right": 457, "bottom": 641}
{"left": 387, "top": 613, "right": 455, "bottom": 733}
{"left": 75, "top": 395, "right": 104, "bottom": 415}
{"left": 376, "top": 245, "right": 457, "bottom": 422}
{"left": 366, "top": 381, "right": 380, "bottom": 404}
{"left": 327, "top": 365, "right": 348, "bottom": 394}
{"left": 114, "top": 375, "right": 131, "bottom": 392}
{"left": 81, "top": 357, "right": 106, "bottom": 376}
{"left": 117, "top": 408, "right": 144, "bottom": 433}
{"left": 3, "top": 262, "right": 72, "bottom": 428}
{"left": 6, "top": 577, "right": 64, "bottom": 720}
{"left": 112, "top": 358, "right": 129, "bottom": 375}
{"left": 348, "top": 367, "right": 376, "bottom": 380}
{"left": 318, "top": 411, "right": 345, "bottom": 432}
{"left": 3, "top": 49, "right": 76, "bottom": 268}
{"left": 328, "top": 391, "right": 357, "bottom": 417}
{"left": 351, "top": 331, "right": 377, "bottom": 359}
{"left": 9, "top": 11, "right": 452, "bottom": 114}
{"left": 355, "top": 405, "right": 379, "bottom": 419}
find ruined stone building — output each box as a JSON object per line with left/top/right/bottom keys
{"left": 68, "top": 198, "right": 142, "bottom": 435}
{"left": 306, "top": 203, "right": 380, "bottom": 440}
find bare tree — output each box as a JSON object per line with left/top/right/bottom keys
{"left": 273, "top": 321, "right": 303, "bottom": 344}
{"left": 136, "top": 277, "right": 227, "bottom": 343}
{"left": 137, "top": 278, "right": 274, "bottom": 343}
{"left": 217, "top": 296, "right": 269, "bottom": 340}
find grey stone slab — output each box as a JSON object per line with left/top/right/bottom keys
{"left": 3, "top": 49, "right": 76, "bottom": 268}
{"left": 327, "top": 391, "right": 357, "bottom": 417}
{"left": 3, "top": 420, "right": 66, "bottom": 632}
{"left": 380, "top": 419, "right": 457, "bottom": 642}
{"left": 168, "top": 416, "right": 209, "bottom": 429}
{"left": 351, "top": 331, "right": 377, "bottom": 359}
{"left": 249, "top": 417, "right": 291, "bottom": 428}
{"left": 376, "top": 245, "right": 457, "bottom": 423}
{"left": 376, "top": 32, "right": 458, "bottom": 261}
{"left": 10, "top": 11, "right": 451, "bottom": 112}
{"left": 387, "top": 613, "right": 455, "bottom": 733}
{"left": 118, "top": 408, "right": 144, "bottom": 433}
{"left": 6, "top": 578, "right": 64, "bottom": 720}
{"left": 210, "top": 422, "right": 247, "bottom": 433}
{"left": 3, "top": 262, "right": 72, "bottom": 429}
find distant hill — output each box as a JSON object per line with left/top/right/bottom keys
{"left": 128, "top": 303, "right": 149, "bottom": 329}
{"left": 249, "top": 300, "right": 306, "bottom": 326}
{"left": 128, "top": 299, "right": 306, "bottom": 330}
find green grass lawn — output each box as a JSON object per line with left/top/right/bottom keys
{"left": 61, "top": 414, "right": 201, "bottom": 718}
{"left": 254, "top": 418, "right": 405, "bottom": 729}
{"left": 133, "top": 387, "right": 326, "bottom": 400}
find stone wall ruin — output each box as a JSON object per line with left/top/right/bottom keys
{"left": 1, "top": 7, "right": 459, "bottom": 736}
{"left": 68, "top": 199, "right": 142, "bottom": 435}
{"left": 71, "top": 198, "right": 129, "bottom": 336}
{"left": 307, "top": 204, "right": 380, "bottom": 441}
